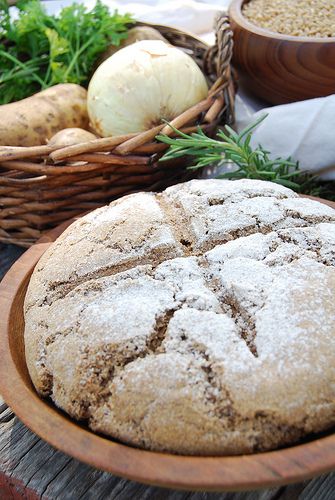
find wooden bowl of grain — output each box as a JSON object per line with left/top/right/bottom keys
{"left": 229, "top": 0, "right": 335, "bottom": 104}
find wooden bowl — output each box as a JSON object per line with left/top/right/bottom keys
{"left": 229, "top": 0, "right": 335, "bottom": 104}
{"left": 0, "top": 201, "right": 335, "bottom": 491}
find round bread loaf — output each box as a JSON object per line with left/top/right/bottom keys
{"left": 24, "top": 179, "right": 335, "bottom": 455}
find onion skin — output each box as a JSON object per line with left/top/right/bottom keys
{"left": 87, "top": 40, "right": 208, "bottom": 137}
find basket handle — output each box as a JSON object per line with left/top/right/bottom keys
{"left": 203, "top": 12, "right": 234, "bottom": 79}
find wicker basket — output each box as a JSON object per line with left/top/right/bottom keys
{"left": 0, "top": 14, "right": 235, "bottom": 247}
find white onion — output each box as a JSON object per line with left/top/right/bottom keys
{"left": 87, "top": 40, "right": 208, "bottom": 137}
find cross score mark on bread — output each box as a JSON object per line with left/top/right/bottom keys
{"left": 24, "top": 179, "right": 335, "bottom": 455}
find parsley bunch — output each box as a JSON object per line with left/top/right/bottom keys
{"left": 0, "top": 0, "right": 134, "bottom": 104}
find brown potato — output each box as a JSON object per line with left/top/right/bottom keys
{"left": 95, "top": 26, "right": 169, "bottom": 68}
{"left": 48, "top": 128, "right": 97, "bottom": 147}
{"left": 0, "top": 84, "right": 89, "bottom": 147}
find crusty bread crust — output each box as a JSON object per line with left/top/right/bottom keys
{"left": 24, "top": 179, "right": 335, "bottom": 455}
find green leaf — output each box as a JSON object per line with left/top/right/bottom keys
{"left": 238, "top": 113, "right": 268, "bottom": 140}
{"left": 0, "top": 0, "right": 134, "bottom": 103}
{"left": 45, "top": 28, "right": 69, "bottom": 59}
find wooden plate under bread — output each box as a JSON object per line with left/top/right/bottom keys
{"left": 0, "top": 197, "right": 334, "bottom": 492}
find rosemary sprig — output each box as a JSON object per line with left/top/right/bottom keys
{"left": 157, "top": 115, "right": 303, "bottom": 190}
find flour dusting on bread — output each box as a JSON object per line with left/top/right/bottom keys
{"left": 24, "top": 179, "right": 335, "bottom": 455}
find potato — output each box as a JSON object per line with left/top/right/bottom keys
{"left": 48, "top": 128, "right": 97, "bottom": 147}
{"left": 0, "top": 84, "right": 89, "bottom": 147}
{"left": 95, "top": 26, "right": 169, "bottom": 68}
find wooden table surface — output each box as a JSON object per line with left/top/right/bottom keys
{"left": 0, "top": 243, "right": 334, "bottom": 500}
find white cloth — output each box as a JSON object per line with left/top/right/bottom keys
{"left": 40, "top": 0, "right": 335, "bottom": 178}
{"left": 41, "top": 0, "right": 230, "bottom": 35}
{"left": 236, "top": 95, "right": 335, "bottom": 180}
